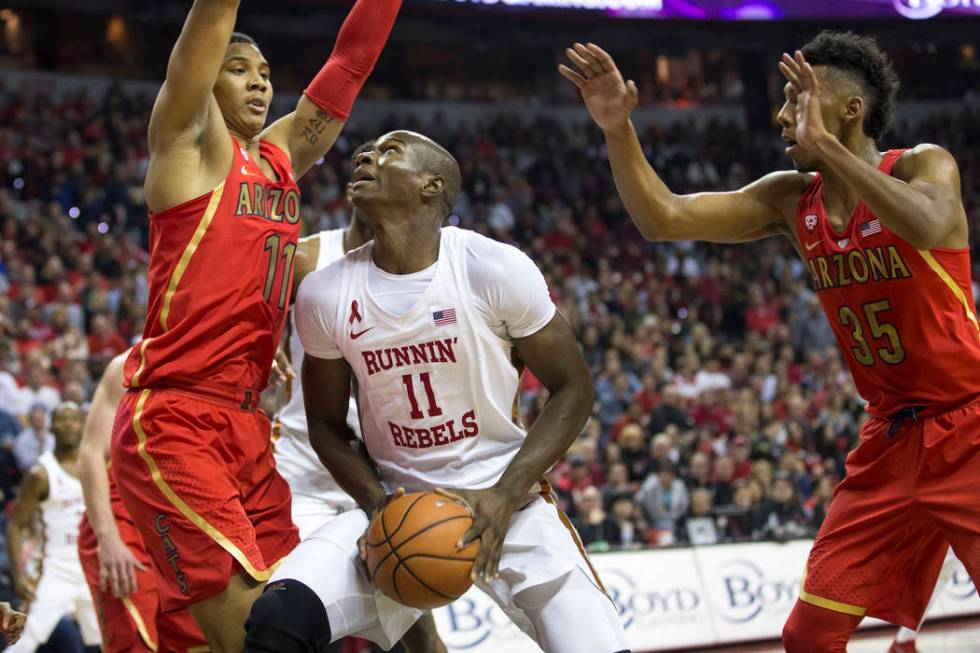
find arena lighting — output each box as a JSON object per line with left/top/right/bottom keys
{"left": 893, "top": 0, "right": 980, "bottom": 19}
{"left": 437, "top": 0, "right": 665, "bottom": 9}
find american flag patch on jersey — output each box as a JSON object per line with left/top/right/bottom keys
{"left": 860, "top": 219, "right": 882, "bottom": 237}
{"left": 432, "top": 308, "right": 457, "bottom": 326}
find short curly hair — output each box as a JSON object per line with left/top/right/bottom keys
{"left": 801, "top": 31, "right": 900, "bottom": 140}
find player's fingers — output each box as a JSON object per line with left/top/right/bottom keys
{"left": 0, "top": 604, "right": 9, "bottom": 630}
{"left": 585, "top": 42, "right": 615, "bottom": 72}
{"left": 778, "top": 62, "right": 802, "bottom": 91}
{"left": 558, "top": 65, "right": 587, "bottom": 90}
{"left": 565, "top": 48, "right": 596, "bottom": 79}
{"left": 573, "top": 42, "right": 603, "bottom": 76}
{"left": 125, "top": 562, "right": 139, "bottom": 596}
{"left": 802, "top": 61, "right": 818, "bottom": 91}
{"left": 627, "top": 79, "right": 639, "bottom": 104}
{"left": 458, "top": 517, "right": 487, "bottom": 549}
{"left": 434, "top": 487, "right": 467, "bottom": 506}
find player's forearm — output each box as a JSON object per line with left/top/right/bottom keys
{"left": 603, "top": 120, "right": 680, "bottom": 241}
{"left": 493, "top": 377, "right": 593, "bottom": 502}
{"left": 812, "top": 135, "right": 946, "bottom": 249}
{"left": 303, "top": 0, "right": 402, "bottom": 122}
{"left": 77, "top": 450, "right": 120, "bottom": 542}
{"left": 309, "top": 421, "right": 387, "bottom": 514}
{"left": 5, "top": 522, "right": 26, "bottom": 584}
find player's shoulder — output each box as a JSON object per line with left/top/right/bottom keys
{"left": 448, "top": 226, "right": 530, "bottom": 261}
{"left": 297, "top": 239, "right": 370, "bottom": 304}
{"left": 892, "top": 143, "right": 959, "bottom": 181}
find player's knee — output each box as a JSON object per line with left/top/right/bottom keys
{"left": 782, "top": 600, "right": 856, "bottom": 653}
{"left": 243, "top": 579, "right": 332, "bottom": 653}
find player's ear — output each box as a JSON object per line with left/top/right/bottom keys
{"left": 844, "top": 94, "right": 863, "bottom": 123}
{"left": 420, "top": 175, "right": 445, "bottom": 202}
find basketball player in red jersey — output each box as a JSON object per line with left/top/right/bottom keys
{"left": 562, "top": 32, "right": 979, "bottom": 652}
{"left": 109, "top": 2, "right": 402, "bottom": 651}
{"left": 79, "top": 350, "right": 209, "bottom": 653}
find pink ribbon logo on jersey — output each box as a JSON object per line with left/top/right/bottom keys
{"left": 350, "top": 300, "right": 362, "bottom": 324}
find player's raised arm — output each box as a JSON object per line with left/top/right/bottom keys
{"left": 262, "top": 0, "right": 402, "bottom": 179}
{"left": 78, "top": 351, "right": 145, "bottom": 599}
{"left": 561, "top": 42, "right": 804, "bottom": 243}
{"left": 148, "top": 0, "right": 240, "bottom": 152}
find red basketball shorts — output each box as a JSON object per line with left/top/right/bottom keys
{"left": 110, "top": 387, "right": 299, "bottom": 611}
{"left": 78, "top": 513, "right": 209, "bottom": 652}
{"left": 801, "top": 395, "right": 980, "bottom": 628}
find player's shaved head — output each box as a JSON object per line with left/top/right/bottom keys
{"left": 383, "top": 131, "right": 461, "bottom": 219}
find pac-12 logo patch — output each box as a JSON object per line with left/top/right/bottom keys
{"left": 804, "top": 214, "right": 818, "bottom": 232}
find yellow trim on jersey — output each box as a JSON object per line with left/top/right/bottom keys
{"left": 131, "top": 389, "right": 273, "bottom": 582}
{"left": 129, "top": 337, "right": 152, "bottom": 387}
{"left": 917, "top": 249, "right": 980, "bottom": 336}
{"left": 122, "top": 597, "right": 158, "bottom": 652}
{"left": 159, "top": 182, "right": 226, "bottom": 331}
{"left": 798, "top": 568, "right": 866, "bottom": 617}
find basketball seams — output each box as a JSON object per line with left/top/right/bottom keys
{"left": 394, "top": 557, "right": 458, "bottom": 602}
{"left": 368, "top": 514, "right": 472, "bottom": 582}
{"left": 368, "top": 493, "right": 428, "bottom": 547}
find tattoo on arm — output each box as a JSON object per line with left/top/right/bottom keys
{"left": 302, "top": 109, "right": 334, "bottom": 145}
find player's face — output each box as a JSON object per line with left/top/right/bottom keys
{"left": 51, "top": 406, "right": 83, "bottom": 449}
{"left": 214, "top": 43, "right": 273, "bottom": 139}
{"left": 349, "top": 132, "right": 429, "bottom": 218}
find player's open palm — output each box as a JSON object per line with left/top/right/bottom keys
{"left": 779, "top": 50, "right": 829, "bottom": 149}
{"left": 98, "top": 531, "right": 146, "bottom": 598}
{"left": 559, "top": 42, "right": 638, "bottom": 133}
{"left": 435, "top": 487, "right": 520, "bottom": 584}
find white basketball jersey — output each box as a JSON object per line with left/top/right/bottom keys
{"left": 276, "top": 228, "right": 359, "bottom": 502}
{"left": 37, "top": 451, "right": 84, "bottom": 561}
{"left": 328, "top": 227, "right": 528, "bottom": 492}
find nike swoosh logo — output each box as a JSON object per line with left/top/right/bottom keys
{"left": 350, "top": 327, "right": 374, "bottom": 340}
{"left": 241, "top": 165, "right": 255, "bottom": 176}
{"left": 805, "top": 241, "right": 820, "bottom": 251}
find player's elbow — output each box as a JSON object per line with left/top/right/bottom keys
{"left": 631, "top": 200, "right": 683, "bottom": 242}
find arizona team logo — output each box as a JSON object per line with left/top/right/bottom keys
{"left": 804, "top": 213, "right": 818, "bottom": 232}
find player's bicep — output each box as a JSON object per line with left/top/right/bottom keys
{"left": 294, "top": 275, "right": 342, "bottom": 359}
{"left": 10, "top": 468, "right": 46, "bottom": 527}
{"left": 301, "top": 356, "right": 352, "bottom": 429}
{"left": 512, "top": 313, "right": 592, "bottom": 397}
{"left": 901, "top": 145, "right": 964, "bottom": 239}
{"left": 148, "top": 0, "right": 240, "bottom": 147}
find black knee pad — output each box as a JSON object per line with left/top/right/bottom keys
{"left": 243, "top": 579, "right": 333, "bottom": 653}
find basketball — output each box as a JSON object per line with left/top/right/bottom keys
{"left": 365, "top": 492, "right": 479, "bottom": 609}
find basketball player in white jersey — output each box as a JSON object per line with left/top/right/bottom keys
{"left": 242, "top": 131, "right": 629, "bottom": 653}
{"left": 6, "top": 402, "right": 100, "bottom": 652}
{"left": 276, "top": 145, "right": 374, "bottom": 541}
{"left": 276, "top": 143, "right": 447, "bottom": 653}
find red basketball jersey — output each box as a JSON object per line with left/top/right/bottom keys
{"left": 796, "top": 148, "right": 980, "bottom": 417}
{"left": 125, "top": 136, "right": 301, "bottom": 395}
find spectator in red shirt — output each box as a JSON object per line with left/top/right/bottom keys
{"left": 86, "top": 313, "right": 126, "bottom": 361}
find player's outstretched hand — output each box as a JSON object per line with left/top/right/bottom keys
{"left": 778, "top": 50, "right": 830, "bottom": 150}
{"left": 0, "top": 602, "right": 26, "bottom": 645}
{"left": 98, "top": 531, "right": 147, "bottom": 598}
{"left": 559, "top": 42, "right": 638, "bottom": 133}
{"left": 435, "top": 487, "right": 521, "bottom": 584}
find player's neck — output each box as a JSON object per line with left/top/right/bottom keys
{"left": 343, "top": 217, "right": 373, "bottom": 253}
{"left": 820, "top": 138, "right": 880, "bottom": 217}
{"left": 53, "top": 444, "right": 78, "bottom": 465}
{"left": 372, "top": 220, "right": 441, "bottom": 275}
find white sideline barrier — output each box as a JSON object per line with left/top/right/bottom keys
{"left": 433, "top": 540, "right": 980, "bottom": 652}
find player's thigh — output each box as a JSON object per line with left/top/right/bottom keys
{"left": 919, "top": 399, "right": 980, "bottom": 576}
{"left": 237, "top": 409, "right": 300, "bottom": 566}
{"left": 111, "top": 389, "right": 278, "bottom": 612}
{"left": 290, "top": 493, "right": 347, "bottom": 541}
{"left": 269, "top": 510, "right": 420, "bottom": 647}
{"left": 190, "top": 572, "right": 266, "bottom": 653}
{"left": 512, "top": 568, "right": 629, "bottom": 653}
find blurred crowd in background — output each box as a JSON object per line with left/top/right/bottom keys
{"left": 1, "top": 82, "right": 979, "bottom": 565}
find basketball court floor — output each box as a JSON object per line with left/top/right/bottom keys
{"left": 727, "top": 617, "right": 980, "bottom": 652}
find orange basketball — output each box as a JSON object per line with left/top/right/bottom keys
{"left": 365, "top": 491, "right": 479, "bottom": 609}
